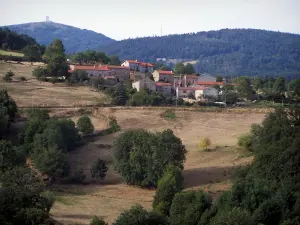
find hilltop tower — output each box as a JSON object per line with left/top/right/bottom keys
{"left": 46, "top": 16, "right": 50, "bottom": 22}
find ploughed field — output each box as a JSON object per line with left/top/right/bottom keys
{"left": 50, "top": 108, "right": 266, "bottom": 225}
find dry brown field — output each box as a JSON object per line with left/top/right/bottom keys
{"left": 0, "top": 61, "right": 110, "bottom": 107}
{"left": 50, "top": 108, "right": 266, "bottom": 225}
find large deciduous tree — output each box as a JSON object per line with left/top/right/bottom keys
{"left": 77, "top": 115, "right": 94, "bottom": 135}
{"left": 22, "top": 45, "right": 41, "bottom": 61}
{"left": 113, "top": 129, "right": 186, "bottom": 187}
{"left": 44, "top": 39, "right": 69, "bottom": 77}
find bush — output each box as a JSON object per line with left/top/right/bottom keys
{"left": 113, "top": 129, "right": 186, "bottom": 187}
{"left": 113, "top": 204, "right": 168, "bottom": 225}
{"left": 0, "top": 140, "right": 18, "bottom": 172}
{"left": 169, "top": 190, "right": 212, "bottom": 225}
{"left": 3, "top": 70, "right": 14, "bottom": 82}
{"left": 32, "top": 67, "right": 47, "bottom": 78}
{"left": 90, "top": 158, "right": 108, "bottom": 180}
{"left": 18, "top": 76, "right": 27, "bottom": 82}
{"left": 107, "top": 116, "right": 120, "bottom": 133}
{"left": 160, "top": 109, "right": 176, "bottom": 120}
{"left": 152, "top": 165, "right": 183, "bottom": 215}
{"left": 40, "top": 190, "right": 55, "bottom": 213}
{"left": 90, "top": 216, "right": 108, "bottom": 225}
{"left": 70, "top": 168, "right": 86, "bottom": 184}
{"left": 211, "top": 207, "right": 253, "bottom": 225}
{"left": 77, "top": 115, "right": 95, "bottom": 135}
{"left": 198, "top": 137, "right": 212, "bottom": 151}
{"left": 237, "top": 133, "right": 253, "bottom": 151}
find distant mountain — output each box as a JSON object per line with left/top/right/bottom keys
{"left": 99, "top": 29, "right": 300, "bottom": 77}
{"left": 3, "top": 21, "right": 115, "bottom": 53}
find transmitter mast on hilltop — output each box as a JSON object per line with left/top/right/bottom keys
{"left": 46, "top": 16, "right": 50, "bottom": 22}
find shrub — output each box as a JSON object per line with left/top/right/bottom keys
{"left": 211, "top": 207, "right": 253, "bottom": 225}
{"left": 40, "top": 190, "right": 55, "bottom": 213}
{"left": 90, "top": 158, "right": 108, "bottom": 180}
{"left": 18, "top": 76, "right": 27, "bottom": 82}
{"left": 32, "top": 67, "right": 47, "bottom": 78}
{"left": 77, "top": 115, "right": 94, "bottom": 135}
{"left": 70, "top": 168, "right": 86, "bottom": 184}
{"left": 3, "top": 70, "right": 14, "bottom": 82}
{"left": 113, "top": 129, "right": 186, "bottom": 187}
{"left": 169, "top": 190, "right": 212, "bottom": 225}
{"left": 160, "top": 109, "right": 176, "bottom": 120}
{"left": 198, "top": 137, "right": 212, "bottom": 151}
{"left": 90, "top": 216, "right": 108, "bottom": 225}
{"left": 107, "top": 116, "right": 120, "bottom": 133}
{"left": 152, "top": 165, "right": 183, "bottom": 215}
{"left": 0, "top": 140, "right": 18, "bottom": 172}
{"left": 113, "top": 204, "right": 168, "bottom": 225}
{"left": 237, "top": 133, "right": 253, "bottom": 151}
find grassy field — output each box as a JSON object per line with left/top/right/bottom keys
{"left": 50, "top": 108, "right": 266, "bottom": 225}
{"left": 0, "top": 49, "right": 24, "bottom": 57}
{"left": 0, "top": 61, "right": 110, "bottom": 107}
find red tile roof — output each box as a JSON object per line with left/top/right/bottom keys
{"left": 68, "top": 70, "right": 74, "bottom": 73}
{"left": 158, "top": 70, "right": 174, "bottom": 75}
{"left": 125, "top": 60, "right": 153, "bottom": 67}
{"left": 73, "top": 65, "right": 110, "bottom": 71}
{"left": 125, "top": 60, "right": 140, "bottom": 64}
{"left": 196, "top": 81, "right": 224, "bottom": 85}
{"left": 177, "top": 87, "right": 207, "bottom": 91}
{"left": 185, "top": 75, "right": 198, "bottom": 79}
{"left": 106, "top": 65, "right": 130, "bottom": 69}
{"left": 156, "top": 82, "right": 172, "bottom": 87}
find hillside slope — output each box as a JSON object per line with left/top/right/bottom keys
{"left": 99, "top": 29, "right": 300, "bottom": 76}
{"left": 4, "top": 22, "right": 115, "bottom": 53}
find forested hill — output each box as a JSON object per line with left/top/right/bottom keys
{"left": 3, "top": 22, "right": 115, "bottom": 53}
{"left": 99, "top": 29, "right": 300, "bottom": 76}
{"left": 0, "top": 28, "right": 40, "bottom": 50}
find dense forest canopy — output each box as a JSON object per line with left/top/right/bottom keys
{"left": 99, "top": 29, "right": 300, "bottom": 77}
{"left": 3, "top": 22, "right": 115, "bottom": 53}
{"left": 0, "top": 28, "right": 40, "bottom": 51}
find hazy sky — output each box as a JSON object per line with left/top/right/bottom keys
{"left": 1, "top": 0, "right": 299, "bottom": 40}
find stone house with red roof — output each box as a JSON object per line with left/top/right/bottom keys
{"left": 156, "top": 82, "right": 172, "bottom": 96}
{"left": 121, "top": 60, "right": 154, "bottom": 73}
{"left": 182, "top": 75, "right": 198, "bottom": 87}
{"left": 152, "top": 70, "right": 174, "bottom": 83}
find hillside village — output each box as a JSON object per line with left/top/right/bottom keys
{"left": 69, "top": 59, "right": 222, "bottom": 101}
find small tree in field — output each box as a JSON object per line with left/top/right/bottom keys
{"left": 77, "top": 115, "right": 94, "bottom": 135}
{"left": 3, "top": 71, "right": 14, "bottom": 82}
{"left": 198, "top": 137, "right": 211, "bottom": 151}
{"left": 90, "top": 216, "right": 108, "bottom": 225}
{"left": 90, "top": 158, "right": 108, "bottom": 180}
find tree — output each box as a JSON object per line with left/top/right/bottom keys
{"left": 113, "top": 129, "right": 186, "bottom": 187}
{"left": 31, "top": 145, "right": 69, "bottom": 179}
{"left": 235, "top": 76, "right": 253, "bottom": 100}
{"left": 77, "top": 115, "right": 95, "bottom": 135}
{"left": 174, "top": 62, "right": 185, "bottom": 74}
{"left": 32, "top": 67, "right": 47, "bottom": 79}
{"left": 113, "top": 204, "right": 168, "bottom": 225}
{"left": 3, "top": 70, "right": 14, "bottom": 82}
{"left": 288, "top": 79, "right": 300, "bottom": 101}
{"left": 216, "top": 76, "right": 223, "bottom": 82}
{"left": 90, "top": 216, "right": 108, "bottom": 225}
{"left": 90, "top": 158, "right": 108, "bottom": 180}
{"left": 237, "top": 133, "right": 252, "bottom": 151}
{"left": 198, "top": 137, "right": 211, "bottom": 151}
{"left": 22, "top": 45, "right": 41, "bottom": 61}
{"left": 184, "top": 63, "right": 195, "bottom": 74}
{"left": 222, "top": 91, "right": 238, "bottom": 105}
{"left": 44, "top": 39, "right": 69, "bottom": 77}
{"left": 0, "top": 140, "right": 18, "bottom": 172}
{"left": 153, "top": 165, "right": 183, "bottom": 215}
{"left": 69, "top": 70, "right": 89, "bottom": 83}
{"left": 0, "top": 107, "right": 9, "bottom": 137}
{"left": 0, "top": 89, "right": 18, "bottom": 121}
{"left": 252, "top": 77, "right": 263, "bottom": 91}
{"left": 273, "top": 77, "right": 286, "bottom": 95}
{"left": 112, "top": 84, "right": 128, "bottom": 106}
{"left": 211, "top": 207, "right": 253, "bottom": 225}
{"left": 169, "top": 190, "right": 212, "bottom": 225}
{"left": 109, "top": 55, "right": 121, "bottom": 65}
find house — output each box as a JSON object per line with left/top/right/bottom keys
{"left": 173, "top": 76, "right": 182, "bottom": 89}
{"left": 197, "top": 74, "right": 217, "bottom": 82}
{"left": 69, "top": 65, "right": 111, "bottom": 77}
{"left": 156, "top": 82, "right": 172, "bottom": 96}
{"left": 132, "top": 77, "right": 156, "bottom": 92}
{"left": 176, "top": 87, "right": 198, "bottom": 98}
{"left": 121, "top": 60, "right": 154, "bottom": 73}
{"left": 196, "top": 81, "right": 224, "bottom": 87}
{"left": 106, "top": 65, "right": 130, "bottom": 82}
{"left": 153, "top": 70, "right": 174, "bottom": 83}
{"left": 182, "top": 75, "right": 198, "bottom": 87}
{"left": 195, "top": 87, "right": 218, "bottom": 99}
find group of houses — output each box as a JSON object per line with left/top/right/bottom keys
{"left": 68, "top": 60, "right": 224, "bottom": 100}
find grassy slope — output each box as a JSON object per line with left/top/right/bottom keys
{"left": 0, "top": 49, "right": 24, "bottom": 57}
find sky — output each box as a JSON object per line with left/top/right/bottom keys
{"left": 1, "top": 0, "right": 299, "bottom": 40}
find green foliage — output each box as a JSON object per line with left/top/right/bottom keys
{"left": 40, "top": 190, "right": 55, "bottom": 213}
{"left": 71, "top": 50, "right": 111, "bottom": 64}
{"left": 113, "top": 129, "right": 186, "bottom": 187}
{"left": 22, "top": 44, "right": 41, "bottom": 61}
{"left": 109, "top": 55, "right": 121, "bottom": 65}
{"left": 0, "top": 167, "right": 51, "bottom": 224}
{"left": 169, "top": 190, "right": 212, "bottom": 225}
{"left": 112, "top": 84, "right": 128, "bottom": 106}
{"left": 0, "top": 89, "right": 18, "bottom": 121}
{"left": 0, "top": 27, "right": 39, "bottom": 51}
{"left": 44, "top": 39, "right": 69, "bottom": 77}
{"left": 174, "top": 62, "right": 195, "bottom": 74}
{"left": 18, "top": 76, "right": 27, "bottom": 82}
{"left": 211, "top": 207, "right": 253, "bottom": 225}
{"left": 27, "top": 108, "right": 50, "bottom": 121}
{"left": 69, "top": 70, "right": 89, "bottom": 83}
{"left": 99, "top": 29, "right": 300, "bottom": 76}
{"left": 152, "top": 165, "right": 183, "bottom": 215}
{"left": 288, "top": 79, "right": 300, "bottom": 101}
{"left": 0, "top": 140, "right": 18, "bottom": 172}
{"left": 90, "top": 158, "right": 108, "bottom": 180}
{"left": 0, "top": 107, "right": 9, "bottom": 136}
{"left": 273, "top": 77, "right": 286, "bottom": 95}
{"left": 90, "top": 216, "right": 108, "bottom": 225}
{"left": 32, "top": 67, "right": 47, "bottom": 79}
{"left": 70, "top": 168, "right": 86, "bottom": 184}
{"left": 222, "top": 91, "right": 238, "bottom": 105}
{"left": 3, "top": 70, "right": 14, "bottom": 82}
{"left": 234, "top": 76, "right": 254, "bottom": 99}
{"left": 160, "top": 109, "right": 176, "bottom": 120}
{"left": 113, "top": 204, "right": 168, "bottom": 225}
{"left": 237, "top": 133, "right": 253, "bottom": 151}
{"left": 77, "top": 115, "right": 95, "bottom": 135}
{"left": 31, "top": 146, "right": 69, "bottom": 179}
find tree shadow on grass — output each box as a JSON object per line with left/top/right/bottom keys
{"left": 183, "top": 165, "right": 244, "bottom": 189}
